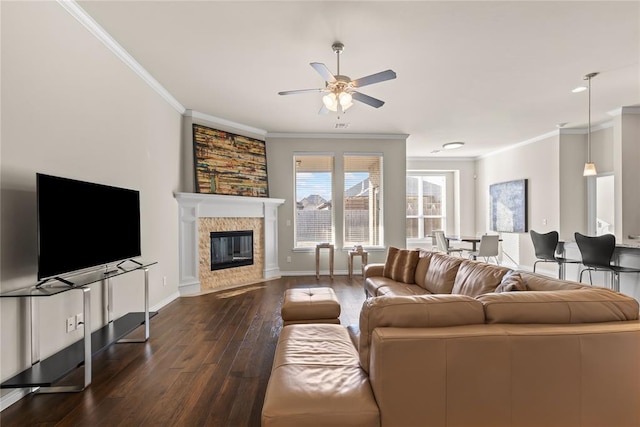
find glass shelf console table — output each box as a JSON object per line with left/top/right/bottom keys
{"left": 0, "top": 260, "right": 157, "bottom": 394}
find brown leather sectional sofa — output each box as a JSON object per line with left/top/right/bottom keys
{"left": 262, "top": 250, "right": 640, "bottom": 427}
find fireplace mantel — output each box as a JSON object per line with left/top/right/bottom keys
{"left": 175, "top": 192, "right": 285, "bottom": 295}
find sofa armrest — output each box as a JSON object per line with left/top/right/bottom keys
{"left": 358, "top": 294, "right": 485, "bottom": 372}
{"left": 363, "top": 263, "right": 385, "bottom": 279}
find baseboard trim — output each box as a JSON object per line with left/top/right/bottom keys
{"left": 279, "top": 270, "right": 353, "bottom": 277}
{"left": 151, "top": 292, "right": 180, "bottom": 312}
{"left": 0, "top": 388, "right": 29, "bottom": 412}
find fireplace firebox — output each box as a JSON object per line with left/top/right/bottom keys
{"left": 210, "top": 230, "right": 254, "bottom": 271}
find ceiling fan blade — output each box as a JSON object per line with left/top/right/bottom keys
{"left": 310, "top": 62, "right": 336, "bottom": 82}
{"left": 278, "top": 88, "right": 324, "bottom": 96}
{"left": 318, "top": 105, "right": 330, "bottom": 115}
{"left": 352, "top": 69, "right": 397, "bottom": 88}
{"left": 352, "top": 91, "right": 385, "bottom": 108}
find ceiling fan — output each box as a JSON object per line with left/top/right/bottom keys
{"left": 278, "top": 42, "right": 397, "bottom": 114}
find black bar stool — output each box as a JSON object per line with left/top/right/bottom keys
{"left": 530, "top": 230, "right": 580, "bottom": 279}
{"left": 574, "top": 232, "right": 640, "bottom": 292}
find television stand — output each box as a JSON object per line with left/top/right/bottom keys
{"left": 35, "top": 276, "right": 75, "bottom": 288}
{"left": 0, "top": 260, "right": 157, "bottom": 394}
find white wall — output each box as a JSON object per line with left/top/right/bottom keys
{"left": 266, "top": 135, "right": 407, "bottom": 273}
{"left": 1, "top": 2, "right": 181, "bottom": 383}
{"left": 476, "top": 135, "right": 561, "bottom": 273}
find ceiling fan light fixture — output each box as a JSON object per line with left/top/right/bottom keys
{"left": 339, "top": 91, "right": 353, "bottom": 106}
{"left": 442, "top": 141, "right": 465, "bottom": 150}
{"left": 322, "top": 93, "right": 337, "bottom": 109}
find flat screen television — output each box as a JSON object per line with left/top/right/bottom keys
{"left": 37, "top": 173, "right": 141, "bottom": 280}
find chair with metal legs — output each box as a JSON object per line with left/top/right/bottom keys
{"left": 530, "top": 230, "right": 580, "bottom": 279}
{"left": 468, "top": 234, "right": 499, "bottom": 264}
{"left": 433, "top": 230, "right": 463, "bottom": 256}
{"left": 574, "top": 232, "right": 640, "bottom": 292}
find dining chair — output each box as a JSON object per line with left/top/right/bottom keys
{"left": 574, "top": 232, "right": 640, "bottom": 292}
{"left": 530, "top": 230, "right": 580, "bottom": 279}
{"left": 433, "top": 230, "right": 463, "bottom": 256}
{"left": 468, "top": 234, "right": 499, "bottom": 264}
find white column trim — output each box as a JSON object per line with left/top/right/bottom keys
{"left": 175, "top": 193, "right": 285, "bottom": 295}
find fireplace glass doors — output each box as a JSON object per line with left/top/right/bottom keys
{"left": 210, "top": 230, "right": 254, "bottom": 271}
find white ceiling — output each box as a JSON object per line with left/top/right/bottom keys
{"left": 77, "top": 1, "right": 640, "bottom": 158}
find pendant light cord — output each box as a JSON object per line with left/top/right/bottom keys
{"left": 587, "top": 75, "right": 592, "bottom": 163}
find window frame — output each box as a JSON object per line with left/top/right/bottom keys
{"left": 406, "top": 173, "right": 448, "bottom": 243}
{"left": 293, "top": 153, "right": 335, "bottom": 249}
{"left": 343, "top": 153, "right": 384, "bottom": 248}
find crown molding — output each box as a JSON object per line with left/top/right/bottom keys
{"left": 559, "top": 121, "right": 613, "bottom": 134}
{"left": 479, "top": 120, "right": 615, "bottom": 160}
{"left": 407, "top": 156, "right": 476, "bottom": 162}
{"left": 608, "top": 106, "right": 640, "bottom": 116}
{"left": 267, "top": 132, "right": 409, "bottom": 140}
{"left": 56, "top": 0, "right": 185, "bottom": 115}
{"left": 479, "top": 129, "right": 559, "bottom": 159}
{"left": 185, "top": 110, "right": 267, "bottom": 138}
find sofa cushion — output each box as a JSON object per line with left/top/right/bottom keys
{"left": 376, "top": 283, "right": 431, "bottom": 297}
{"left": 383, "top": 247, "right": 420, "bottom": 284}
{"left": 423, "top": 253, "right": 464, "bottom": 294}
{"left": 358, "top": 294, "right": 485, "bottom": 372}
{"left": 494, "top": 271, "right": 527, "bottom": 293}
{"left": 262, "top": 324, "right": 379, "bottom": 427}
{"left": 414, "top": 250, "right": 434, "bottom": 288}
{"left": 477, "top": 288, "right": 640, "bottom": 324}
{"left": 519, "top": 271, "right": 590, "bottom": 291}
{"left": 451, "top": 260, "right": 511, "bottom": 296}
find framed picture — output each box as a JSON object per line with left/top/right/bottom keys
{"left": 192, "top": 124, "right": 269, "bottom": 197}
{"left": 489, "top": 179, "right": 528, "bottom": 233}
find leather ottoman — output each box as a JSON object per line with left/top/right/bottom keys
{"left": 281, "top": 287, "right": 341, "bottom": 326}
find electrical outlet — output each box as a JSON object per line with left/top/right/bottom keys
{"left": 286, "top": 256, "right": 292, "bottom": 263}
{"left": 162, "top": 276, "right": 167, "bottom": 286}
{"left": 76, "top": 313, "right": 84, "bottom": 328}
{"left": 66, "top": 316, "right": 76, "bottom": 333}
{"left": 542, "top": 219, "right": 548, "bottom": 225}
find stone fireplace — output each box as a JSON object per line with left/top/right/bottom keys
{"left": 175, "top": 192, "right": 285, "bottom": 295}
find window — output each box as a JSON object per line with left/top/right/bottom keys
{"left": 406, "top": 175, "right": 446, "bottom": 239}
{"left": 344, "top": 155, "right": 383, "bottom": 247}
{"left": 294, "top": 155, "right": 334, "bottom": 247}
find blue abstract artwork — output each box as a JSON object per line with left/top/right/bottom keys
{"left": 490, "top": 179, "right": 528, "bottom": 233}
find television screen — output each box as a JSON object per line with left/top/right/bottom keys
{"left": 37, "top": 173, "right": 141, "bottom": 280}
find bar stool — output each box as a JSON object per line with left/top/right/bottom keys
{"left": 575, "top": 232, "right": 640, "bottom": 292}
{"left": 315, "top": 243, "right": 334, "bottom": 279}
{"left": 530, "top": 230, "right": 581, "bottom": 279}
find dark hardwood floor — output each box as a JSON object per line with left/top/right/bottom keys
{"left": 1, "top": 276, "right": 366, "bottom": 427}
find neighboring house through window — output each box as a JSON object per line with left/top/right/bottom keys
{"left": 294, "top": 153, "right": 384, "bottom": 249}
{"left": 344, "top": 154, "right": 383, "bottom": 247}
{"left": 294, "top": 154, "right": 334, "bottom": 248}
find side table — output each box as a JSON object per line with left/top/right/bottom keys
{"left": 315, "top": 243, "right": 334, "bottom": 279}
{"left": 348, "top": 250, "right": 368, "bottom": 278}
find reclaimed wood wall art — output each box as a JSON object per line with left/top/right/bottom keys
{"left": 192, "top": 124, "right": 269, "bottom": 197}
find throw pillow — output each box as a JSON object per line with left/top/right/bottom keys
{"left": 383, "top": 247, "right": 420, "bottom": 284}
{"left": 494, "top": 271, "right": 527, "bottom": 293}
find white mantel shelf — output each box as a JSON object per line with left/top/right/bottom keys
{"left": 174, "top": 192, "right": 285, "bottom": 295}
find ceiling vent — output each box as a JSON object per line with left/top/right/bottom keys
{"left": 335, "top": 122, "right": 350, "bottom": 129}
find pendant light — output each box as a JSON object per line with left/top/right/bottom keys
{"left": 583, "top": 72, "right": 599, "bottom": 177}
